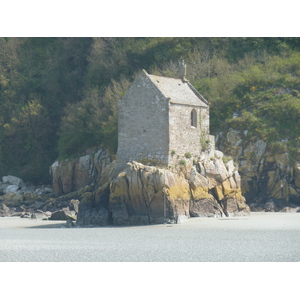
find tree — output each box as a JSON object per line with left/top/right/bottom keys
{"left": 58, "top": 76, "right": 132, "bottom": 158}
{"left": 1, "top": 99, "right": 54, "bottom": 183}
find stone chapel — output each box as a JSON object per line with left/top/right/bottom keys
{"left": 116, "top": 62, "right": 214, "bottom": 167}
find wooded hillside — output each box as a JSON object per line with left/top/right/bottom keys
{"left": 1, "top": 37, "right": 299, "bottom": 184}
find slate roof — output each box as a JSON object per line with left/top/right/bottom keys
{"left": 145, "top": 70, "right": 208, "bottom": 107}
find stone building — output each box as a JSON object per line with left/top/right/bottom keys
{"left": 116, "top": 64, "right": 214, "bottom": 167}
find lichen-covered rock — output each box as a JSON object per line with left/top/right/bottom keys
{"left": 187, "top": 156, "right": 248, "bottom": 217}
{"left": 74, "top": 149, "right": 250, "bottom": 226}
{"left": 109, "top": 162, "right": 190, "bottom": 225}
{"left": 50, "top": 149, "right": 112, "bottom": 196}
{"left": 104, "top": 157, "right": 248, "bottom": 225}
{"left": 187, "top": 166, "right": 223, "bottom": 217}
{"left": 48, "top": 147, "right": 249, "bottom": 226}
{"left": 0, "top": 193, "right": 24, "bottom": 207}
{"left": 201, "top": 158, "right": 229, "bottom": 188}
{"left": 217, "top": 128, "right": 300, "bottom": 210}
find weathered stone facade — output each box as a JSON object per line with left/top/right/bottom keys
{"left": 117, "top": 70, "right": 169, "bottom": 166}
{"left": 117, "top": 69, "right": 210, "bottom": 168}
{"left": 168, "top": 104, "right": 210, "bottom": 163}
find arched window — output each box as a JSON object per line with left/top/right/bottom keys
{"left": 191, "top": 109, "right": 197, "bottom": 127}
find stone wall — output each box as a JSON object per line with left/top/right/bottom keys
{"left": 168, "top": 104, "right": 209, "bottom": 161}
{"left": 200, "top": 106, "right": 210, "bottom": 135}
{"left": 117, "top": 71, "right": 169, "bottom": 166}
{"left": 169, "top": 104, "right": 200, "bottom": 158}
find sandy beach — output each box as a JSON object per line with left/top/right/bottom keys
{"left": 0, "top": 212, "right": 299, "bottom": 262}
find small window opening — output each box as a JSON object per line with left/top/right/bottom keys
{"left": 191, "top": 109, "right": 197, "bottom": 127}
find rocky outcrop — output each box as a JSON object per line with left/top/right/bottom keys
{"left": 0, "top": 175, "right": 53, "bottom": 208}
{"left": 187, "top": 153, "right": 249, "bottom": 218}
{"left": 108, "top": 162, "right": 191, "bottom": 225}
{"left": 76, "top": 148, "right": 249, "bottom": 226}
{"left": 1, "top": 147, "right": 250, "bottom": 225}
{"left": 0, "top": 174, "right": 79, "bottom": 220}
{"left": 217, "top": 128, "right": 300, "bottom": 211}
{"left": 50, "top": 149, "right": 112, "bottom": 196}
{"left": 75, "top": 187, "right": 111, "bottom": 227}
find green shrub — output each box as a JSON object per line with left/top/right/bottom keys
{"left": 200, "top": 132, "right": 210, "bottom": 151}
{"left": 222, "top": 155, "right": 232, "bottom": 163}
{"left": 185, "top": 152, "right": 192, "bottom": 158}
{"left": 267, "top": 141, "right": 288, "bottom": 154}
{"left": 179, "top": 159, "right": 186, "bottom": 166}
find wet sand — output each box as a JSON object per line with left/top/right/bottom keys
{"left": 0, "top": 212, "right": 300, "bottom": 262}
{"left": 0, "top": 217, "right": 66, "bottom": 229}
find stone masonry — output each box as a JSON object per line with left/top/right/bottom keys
{"left": 117, "top": 68, "right": 212, "bottom": 168}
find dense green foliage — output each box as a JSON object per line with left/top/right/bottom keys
{"left": 204, "top": 52, "right": 300, "bottom": 159}
{"left": 0, "top": 37, "right": 299, "bottom": 183}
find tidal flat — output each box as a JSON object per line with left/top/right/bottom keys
{"left": 0, "top": 212, "right": 300, "bottom": 262}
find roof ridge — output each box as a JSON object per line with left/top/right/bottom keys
{"left": 141, "top": 70, "right": 208, "bottom": 107}
{"left": 147, "top": 73, "right": 181, "bottom": 81}
{"left": 187, "top": 82, "right": 209, "bottom": 105}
